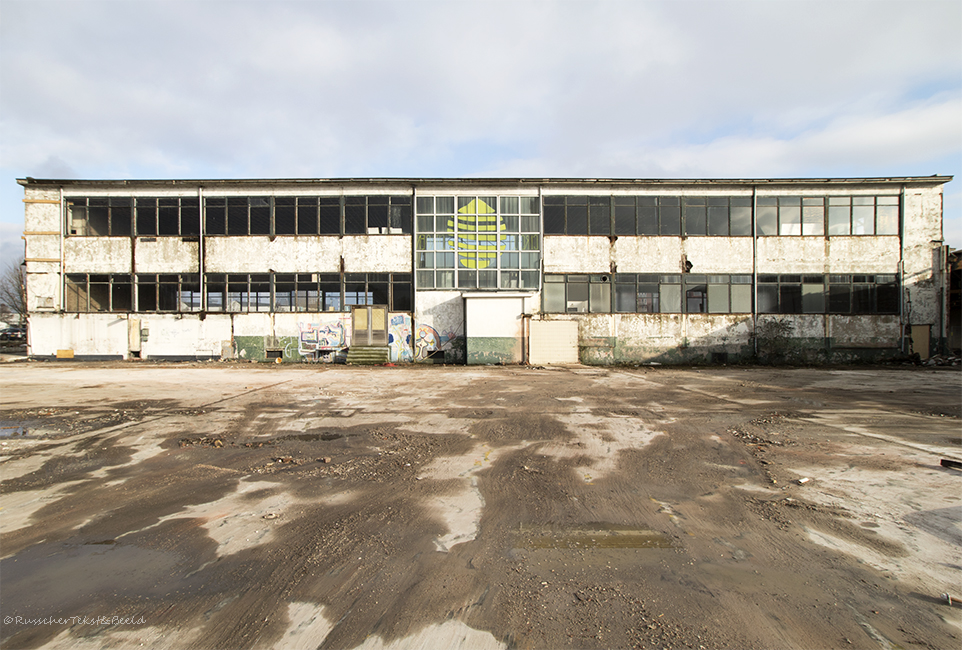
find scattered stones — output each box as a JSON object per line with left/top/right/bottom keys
{"left": 922, "top": 354, "right": 961, "bottom": 367}
{"left": 180, "top": 437, "right": 229, "bottom": 448}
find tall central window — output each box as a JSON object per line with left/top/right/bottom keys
{"left": 415, "top": 195, "right": 541, "bottom": 290}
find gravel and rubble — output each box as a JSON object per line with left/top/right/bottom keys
{"left": 0, "top": 363, "right": 959, "bottom": 650}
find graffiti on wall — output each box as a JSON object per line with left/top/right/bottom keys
{"left": 388, "top": 314, "right": 413, "bottom": 362}
{"left": 297, "top": 319, "right": 346, "bottom": 356}
{"left": 414, "top": 323, "right": 459, "bottom": 361}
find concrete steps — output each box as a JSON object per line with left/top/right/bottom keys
{"left": 346, "top": 346, "right": 390, "bottom": 365}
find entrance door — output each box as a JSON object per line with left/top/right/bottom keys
{"left": 352, "top": 305, "right": 388, "bottom": 346}
{"left": 910, "top": 324, "right": 931, "bottom": 360}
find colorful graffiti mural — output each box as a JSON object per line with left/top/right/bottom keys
{"left": 414, "top": 323, "right": 459, "bottom": 361}
{"left": 297, "top": 320, "right": 346, "bottom": 356}
{"left": 388, "top": 314, "right": 413, "bottom": 362}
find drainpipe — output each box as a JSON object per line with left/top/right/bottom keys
{"left": 752, "top": 185, "right": 758, "bottom": 358}
{"left": 59, "top": 186, "right": 64, "bottom": 312}
{"left": 898, "top": 185, "right": 906, "bottom": 353}
{"left": 199, "top": 186, "right": 206, "bottom": 311}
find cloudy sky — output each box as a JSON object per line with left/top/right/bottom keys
{"left": 1, "top": 0, "right": 960, "bottom": 268}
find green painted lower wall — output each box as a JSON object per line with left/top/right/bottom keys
{"left": 579, "top": 337, "right": 902, "bottom": 366}
{"left": 467, "top": 337, "right": 521, "bottom": 365}
{"left": 234, "top": 335, "right": 328, "bottom": 362}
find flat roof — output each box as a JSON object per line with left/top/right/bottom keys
{"left": 17, "top": 175, "right": 954, "bottom": 188}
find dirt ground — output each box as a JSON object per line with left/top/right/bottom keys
{"left": 0, "top": 362, "right": 960, "bottom": 650}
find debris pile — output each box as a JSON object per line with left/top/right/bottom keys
{"left": 922, "top": 354, "right": 961, "bottom": 366}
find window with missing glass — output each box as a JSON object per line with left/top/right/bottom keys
{"left": 757, "top": 274, "right": 898, "bottom": 314}
{"left": 65, "top": 274, "right": 133, "bottom": 312}
{"left": 204, "top": 272, "right": 412, "bottom": 313}
{"left": 66, "top": 198, "right": 133, "bottom": 237}
{"left": 757, "top": 196, "right": 899, "bottom": 236}
{"left": 545, "top": 274, "right": 753, "bottom": 314}
{"left": 134, "top": 198, "right": 201, "bottom": 236}
{"left": 204, "top": 196, "right": 413, "bottom": 236}
{"left": 66, "top": 197, "right": 205, "bottom": 237}
{"left": 136, "top": 274, "right": 201, "bottom": 312}
{"left": 415, "top": 195, "right": 540, "bottom": 290}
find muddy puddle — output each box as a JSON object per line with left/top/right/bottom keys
{"left": 517, "top": 524, "right": 673, "bottom": 549}
{"left": 0, "top": 422, "right": 31, "bottom": 438}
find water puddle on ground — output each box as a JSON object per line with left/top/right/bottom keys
{"left": 517, "top": 524, "right": 673, "bottom": 550}
{"left": 0, "top": 422, "right": 31, "bottom": 438}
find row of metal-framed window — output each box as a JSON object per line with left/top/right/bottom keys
{"left": 65, "top": 196, "right": 413, "bottom": 237}
{"left": 64, "top": 273, "right": 412, "bottom": 313}
{"left": 415, "top": 195, "right": 542, "bottom": 290}
{"left": 756, "top": 196, "right": 898, "bottom": 236}
{"left": 542, "top": 195, "right": 900, "bottom": 237}
{"left": 757, "top": 274, "right": 898, "bottom": 314}
{"left": 543, "top": 273, "right": 899, "bottom": 315}
{"left": 65, "top": 194, "right": 900, "bottom": 238}
{"left": 544, "top": 196, "right": 754, "bottom": 237}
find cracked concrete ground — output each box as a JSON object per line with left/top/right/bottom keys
{"left": 0, "top": 363, "right": 960, "bottom": 650}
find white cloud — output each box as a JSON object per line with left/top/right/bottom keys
{"left": 0, "top": 0, "right": 959, "bottom": 252}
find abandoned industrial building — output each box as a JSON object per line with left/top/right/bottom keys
{"left": 17, "top": 176, "right": 953, "bottom": 365}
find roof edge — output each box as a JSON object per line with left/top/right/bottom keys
{"left": 17, "top": 175, "right": 954, "bottom": 187}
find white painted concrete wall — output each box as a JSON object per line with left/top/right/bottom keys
{"left": 205, "top": 236, "right": 410, "bottom": 273}
{"left": 543, "top": 237, "right": 611, "bottom": 273}
{"left": 29, "top": 313, "right": 130, "bottom": 357}
{"left": 64, "top": 238, "right": 131, "bottom": 273}
{"left": 134, "top": 239, "right": 199, "bottom": 273}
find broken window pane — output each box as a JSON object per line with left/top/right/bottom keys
{"left": 205, "top": 198, "right": 226, "bottom": 235}
{"left": 249, "top": 198, "right": 271, "bottom": 235}
{"left": 876, "top": 283, "right": 898, "bottom": 313}
{"left": 567, "top": 281, "right": 589, "bottom": 312}
{"left": 319, "top": 198, "right": 341, "bottom": 234}
{"left": 852, "top": 284, "right": 873, "bottom": 313}
{"left": 686, "top": 285, "right": 707, "bottom": 313}
{"left": 779, "top": 285, "right": 802, "bottom": 313}
{"left": 227, "top": 198, "right": 248, "bottom": 235}
{"left": 828, "top": 285, "right": 850, "bottom": 313}
{"left": 344, "top": 197, "right": 366, "bottom": 234}
{"left": 111, "top": 199, "right": 132, "bottom": 236}
{"left": 368, "top": 204, "right": 388, "bottom": 231}
{"left": 181, "top": 203, "right": 200, "bottom": 235}
{"left": 275, "top": 197, "right": 297, "bottom": 235}
{"left": 65, "top": 275, "right": 86, "bottom": 311}
{"left": 637, "top": 285, "right": 659, "bottom": 313}
{"left": 757, "top": 285, "right": 778, "bottom": 313}
{"left": 158, "top": 199, "right": 179, "bottom": 236}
